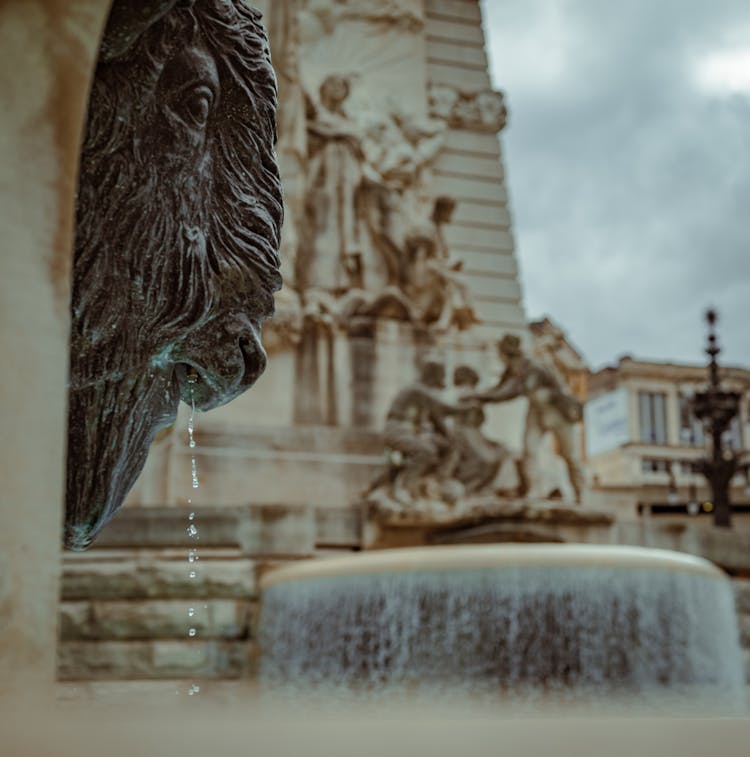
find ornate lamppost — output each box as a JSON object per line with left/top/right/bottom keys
{"left": 690, "top": 310, "right": 741, "bottom": 528}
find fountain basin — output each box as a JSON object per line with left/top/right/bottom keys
{"left": 259, "top": 544, "right": 745, "bottom": 709}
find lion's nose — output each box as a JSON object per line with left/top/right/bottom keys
{"left": 176, "top": 317, "right": 269, "bottom": 411}
{"left": 239, "top": 330, "right": 267, "bottom": 389}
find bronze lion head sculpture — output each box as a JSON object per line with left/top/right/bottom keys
{"left": 66, "top": 0, "right": 283, "bottom": 549}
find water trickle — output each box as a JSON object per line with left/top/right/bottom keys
{"left": 185, "top": 373, "right": 202, "bottom": 697}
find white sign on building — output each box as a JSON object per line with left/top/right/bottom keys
{"left": 585, "top": 388, "right": 630, "bottom": 457}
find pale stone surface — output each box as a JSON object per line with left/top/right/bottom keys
{"left": 427, "top": 0, "right": 482, "bottom": 22}
{"left": 425, "top": 17, "right": 486, "bottom": 47}
{"left": 363, "top": 498, "right": 615, "bottom": 549}
{"left": 61, "top": 558, "right": 258, "bottom": 600}
{"left": 58, "top": 640, "right": 252, "bottom": 680}
{"left": 6, "top": 709, "right": 750, "bottom": 756}
{"left": 92, "top": 506, "right": 316, "bottom": 556}
{"left": 59, "top": 599, "right": 252, "bottom": 641}
{"left": 0, "top": 0, "right": 110, "bottom": 696}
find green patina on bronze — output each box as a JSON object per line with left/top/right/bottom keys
{"left": 66, "top": 0, "right": 283, "bottom": 549}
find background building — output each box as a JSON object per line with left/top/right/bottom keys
{"left": 585, "top": 356, "right": 750, "bottom": 522}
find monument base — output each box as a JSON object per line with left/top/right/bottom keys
{"left": 362, "top": 495, "right": 615, "bottom": 549}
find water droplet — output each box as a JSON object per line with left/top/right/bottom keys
{"left": 188, "top": 627, "right": 197, "bottom": 638}
{"left": 188, "top": 684, "right": 200, "bottom": 696}
{"left": 188, "top": 550, "right": 199, "bottom": 563}
{"left": 188, "top": 570, "right": 197, "bottom": 579}
{"left": 189, "top": 439, "right": 196, "bottom": 449}
{"left": 186, "top": 524, "right": 199, "bottom": 539}
{"left": 189, "top": 512, "right": 195, "bottom": 521}
{"left": 188, "top": 607, "right": 196, "bottom": 617}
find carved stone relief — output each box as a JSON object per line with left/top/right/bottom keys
{"left": 367, "top": 336, "right": 587, "bottom": 520}
{"left": 288, "top": 73, "right": 481, "bottom": 337}
{"left": 429, "top": 85, "right": 507, "bottom": 133}
{"left": 474, "top": 335, "right": 586, "bottom": 503}
{"left": 298, "top": 74, "right": 368, "bottom": 296}
{"left": 366, "top": 359, "right": 509, "bottom": 514}
{"left": 66, "top": 1, "right": 282, "bottom": 549}
{"left": 402, "top": 196, "right": 480, "bottom": 332}
{"left": 301, "top": 0, "right": 424, "bottom": 32}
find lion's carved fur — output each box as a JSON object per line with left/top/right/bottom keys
{"left": 66, "top": 0, "right": 283, "bottom": 549}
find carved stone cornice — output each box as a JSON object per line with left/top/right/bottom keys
{"left": 428, "top": 85, "right": 507, "bottom": 133}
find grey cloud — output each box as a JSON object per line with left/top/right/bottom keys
{"left": 484, "top": 0, "right": 750, "bottom": 369}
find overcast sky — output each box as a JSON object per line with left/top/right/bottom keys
{"left": 482, "top": 0, "right": 750, "bottom": 370}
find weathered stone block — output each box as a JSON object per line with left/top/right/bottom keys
{"left": 427, "top": 61, "right": 491, "bottom": 90}
{"left": 444, "top": 224, "right": 513, "bottom": 252}
{"left": 460, "top": 275, "right": 522, "bottom": 301}
{"left": 474, "top": 299, "right": 527, "bottom": 327}
{"left": 315, "top": 507, "right": 361, "bottom": 548}
{"left": 443, "top": 129, "right": 501, "bottom": 156}
{"left": 426, "top": 17, "right": 485, "bottom": 46}
{"left": 89, "top": 505, "right": 315, "bottom": 556}
{"left": 428, "top": 40, "right": 487, "bottom": 69}
{"left": 426, "top": 0, "right": 482, "bottom": 24}
{"left": 433, "top": 172, "right": 507, "bottom": 205}
{"left": 59, "top": 600, "right": 255, "bottom": 641}
{"left": 58, "top": 640, "right": 252, "bottom": 680}
{"left": 61, "top": 559, "right": 258, "bottom": 600}
{"left": 235, "top": 506, "right": 316, "bottom": 556}
{"left": 459, "top": 249, "right": 519, "bottom": 278}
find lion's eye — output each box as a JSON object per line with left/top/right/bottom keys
{"left": 180, "top": 86, "right": 213, "bottom": 128}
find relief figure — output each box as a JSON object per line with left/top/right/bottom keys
{"left": 472, "top": 335, "right": 585, "bottom": 502}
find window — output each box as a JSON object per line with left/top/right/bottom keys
{"left": 639, "top": 392, "right": 668, "bottom": 444}
{"left": 679, "top": 392, "right": 705, "bottom": 447}
{"left": 641, "top": 458, "right": 671, "bottom": 473}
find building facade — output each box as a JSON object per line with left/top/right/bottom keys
{"left": 585, "top": 357, "right": 750, "bottom": 522}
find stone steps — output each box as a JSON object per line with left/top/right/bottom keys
{"left": 58, "top": 551, "right": 266, "bottom": 681}
{"left": 58, "top": 640, "right": 253, "bottom": 681}
{"left": 55, "top": 504, "right": 358, "bottom": 682}
{"left": 60, "top": 599, "right": 253, "bottom": 641}
{"left": 61, "top": 556, "right": 260, "bottom": 600}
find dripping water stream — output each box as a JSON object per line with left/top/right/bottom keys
{"left": 185, "top": 373, "right": 201, "bottom": 697}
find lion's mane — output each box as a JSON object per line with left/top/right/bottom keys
{"left": 66, "top": 0, "right": 283, "bottom": 548}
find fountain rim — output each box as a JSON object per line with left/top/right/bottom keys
{"left": 260, "top": 544, "right": 725, "bottom": 588}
